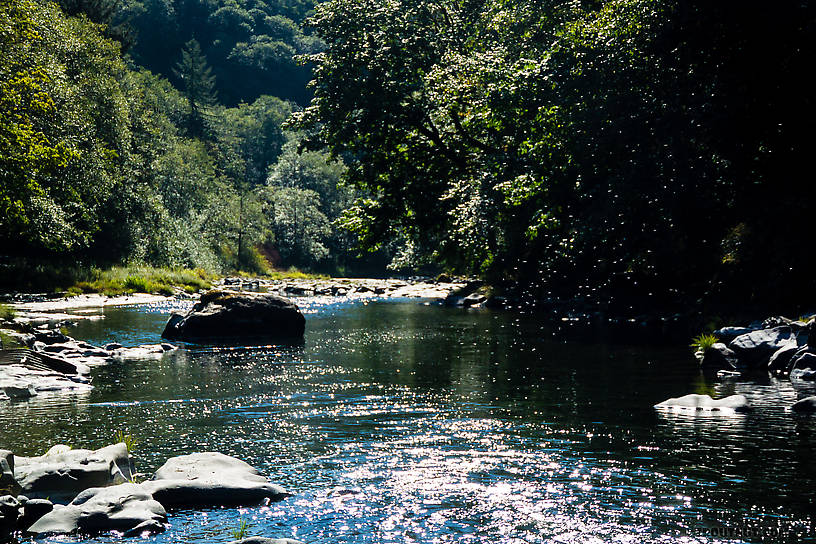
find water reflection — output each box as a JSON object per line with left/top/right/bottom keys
{"left": 2, "top": 301, "right": 816, "bottom": 543}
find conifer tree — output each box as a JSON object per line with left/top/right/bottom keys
{"left": 173, "top": 39, "right": 217, "bottom": 136}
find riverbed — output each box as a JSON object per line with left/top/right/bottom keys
{"left": 1, "top": 298, "right": 815, "bottom": 543}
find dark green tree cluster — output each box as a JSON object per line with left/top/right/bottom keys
{"left": 120, "top": 0, "right": 320, "bottom": 104}
{"left": 294, "top": 0, "right": 816, "bottom": 312}
{"left": 1, "top": 0, "right": 342, "bottom": 272}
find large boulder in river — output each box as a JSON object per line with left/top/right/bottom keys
{"left": 13, "top": 443, "right": 133, "bottom": 503}
{"left": 654, "top": 393, "right": 750, "bottom": 413}
{"left": 162, "top": 290, "right": 305, "bottom": 342}
{"left": 27, "top": 483, "right": 166, "bottom": 536}
{"left": 140, "top": 452, "right": 287, "bottom": 508}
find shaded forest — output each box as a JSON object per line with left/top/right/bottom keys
{"left": 2, "top": 0, "right": 815, "bottom": 313}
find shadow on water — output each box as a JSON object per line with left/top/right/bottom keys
{"left": 2, "top": 300, "right": 816, "bottom": 543}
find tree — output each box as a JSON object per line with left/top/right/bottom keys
{"left": 266, "top": 187, "right": 330, "bottom": 266}
{"left": 294, "top": 0, "right": 816, "bottom": 311}
{"left": 173, "top": 39, "right": 217, "bottom": 135}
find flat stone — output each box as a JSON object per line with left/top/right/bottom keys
{"left": 141, "top": 452, "right": 287, "bottom": 508}
{"left": 654, "top": 393, "right": 750, "bottom": 413}
{"left": 14, "top": 443, "right": 133, "bottom": 503}
{"left": 27, "top": 483, "right": 166, "bottom": 536}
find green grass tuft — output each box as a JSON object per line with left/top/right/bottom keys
{"left": 690, "top": 333, "right": 718, "bottom": 353}
{"left": 115, "top": 429, "right": 138, "bottom": 452}
{"left": 231, "top": 518, "right": 251, "bottom": 540}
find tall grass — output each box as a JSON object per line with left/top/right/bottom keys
{"left": 69, "top": 266, "right": 215, "bottom": 296}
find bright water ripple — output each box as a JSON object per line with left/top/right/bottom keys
{"left": 1, "top": 300, "right": 816, "bottom": 543}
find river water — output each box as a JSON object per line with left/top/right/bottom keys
{"left": 1, "top": 299, "right": 815, "bottom": 543}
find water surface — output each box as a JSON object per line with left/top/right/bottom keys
{"left": 1, "top": 300, "right": 815, "bottom": 543}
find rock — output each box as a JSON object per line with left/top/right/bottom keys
{"left": 2, "top": 382, "right": 37, "bottom": 399}
{"left": 0, "top": 451, "right": 21, "bottom": 497}
{"left": 18, "top": 498, "right": 53, "bottom": 530}
{"left": 122, "top": 518, "right": 166, "bottom": 537}
{"left": 14, "top": 443, "right": 133, "bottom": 502}
{"left": 228, "top": 538, "right": 305, "bottom": 544}
{"left": 716, "top": 370, "right": 742, "bottom": 378}
{"left": 728, "top": 326, "right": 801, "bottom": 368}
{"left": 27, "top": 483, "right": 166, "bottom": 536}
{"left": 791, "top": 351, "right": 816, "bottom": 371}
{"left": 791, "top": 368, "right": 816, "bottom": 381}
{"left": 713, "top": 326, "right": 755, "bottom": 343}
{"left": 700, "top": 343, "right": 738, "bottom": 372}
{"left": 141, "top": 452, "right": 287, "bottom": 508}
{"left": 462, "top": 293, "right": 487, "bottom": 307}
{"left": 112, "top": 344, "right": 175, "bottom": 361}
{"left": 792, "top": 396, "right": 816, "bottom": 413}
{"left": 654, "top": 393, "right": 750, "bottom": 413}
{"left": 161, "top": 290, "right": 305, "bottom": 343}
{"left": 0, "top": 495, "right": 19, "bottom": 534}
{"left": 31, "top": 329, "right": 70, "bottom": 345}
{"left": 767, "top": 343, "right": 802, "bottom": 375}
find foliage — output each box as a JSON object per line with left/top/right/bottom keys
{"left": 231, "top": 519, "right": 251, "bottom": 540}
{"left": 0, "top": 304, "right": 15, "bottom": 321}
{"left": 114, "top": 429, "right": 138, "bottom": 452}
{"left": 295, "top": 0, "right": 816, "bottom": 312}
{"left": 120, "top": 0, "right": 318, "bottom": 104}
{"left": 690, "top": 333, "right": 718, "bottom": 353}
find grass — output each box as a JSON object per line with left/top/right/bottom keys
{"left": 231, "top": 518, "right": 251, "bottom": 540}
{"left": 690, "top": 333, "right": 719, "bottom": 353}
{"left": 114, "top": 429, "right": 138, "bottom": 452}
{"left": 70, "top": 266, "right": 216, "bottom": 296}
{"left": 263, "top": 266, "right": 329, "bottom": 280}
{"left": 0, "top": 330, "right": 23, "bottom": 349}
{"left": 0, "top": 303, "right": 15, "bottom": 321}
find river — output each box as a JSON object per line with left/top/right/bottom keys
{"left": 1, "top": 298, "right": 815, "bottom": 543}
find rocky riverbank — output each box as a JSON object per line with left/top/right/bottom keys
{"left": 654, "top": 315, "right": 816, "bottom": 416}
{"left": 0, "top": 444, "right": 298, "bottom": 541}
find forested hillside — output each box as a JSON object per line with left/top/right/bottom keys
{"left": 1, "top": 0, "right": 354, "bottom": 278}
{"left": 295, "top": 0, "right": 816, "bottom": 312}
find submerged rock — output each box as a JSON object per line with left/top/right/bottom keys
{"left": 654, "top": 393, "right": 750, "bottom": 413}
{"left": 14, "top": 443, "right": 133, "bottom": 503}
{"left": 141, "top": 452, "right": 287, "bottom": 508}
{"left": 27, "top": 483, "right": 166, "bottom": 536}
{"left": 161, "top": 290, "right": 305, "bottom": 343}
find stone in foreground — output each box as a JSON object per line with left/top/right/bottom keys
{"left": 141, "top": 452, "right": 288, "bottom": 508}
{"left": 654, "top": 393, "right": 750, "bottom": 413}
{"left": 27, "top": 483, "right": 166, "bottom": 536}
{"left": 13, "top": 443, "right": 133, "bottom": 503}
{"left": 162, "top": 290, "right": 305, "bottom": 342}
